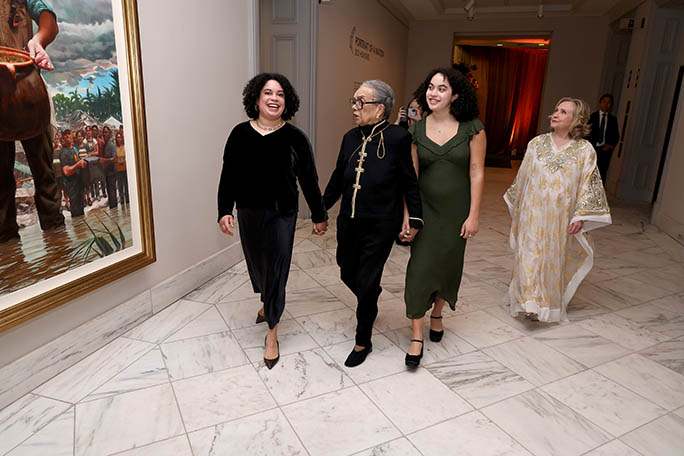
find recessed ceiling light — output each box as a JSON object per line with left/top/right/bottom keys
{"left": 538, "top": 43, "right": 545, "bottom": 46}
{"left": 497, "top": 43, "right": 503, "bottom": 46}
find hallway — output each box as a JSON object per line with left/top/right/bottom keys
{"left": 2, "top": 167, "right": 684, "bottom": 456}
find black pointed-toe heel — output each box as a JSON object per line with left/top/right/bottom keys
{"left": 429, "top": 315, "right": 444, "bottom": 342}
{"left": 255, "top": 311, "right": 266, "bottom": 324}
{"left": 264, "top": 335, "right": 280, "bottom": 370}
{"left": 405, "top": 339, "right": 424, "bottom": 368}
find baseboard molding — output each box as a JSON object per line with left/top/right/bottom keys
{"left": 0, "top": 243, "right": 243, "bottom": 410}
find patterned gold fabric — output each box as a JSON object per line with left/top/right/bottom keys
{"left": 503, "top": 134, "right": 611, "bottom": 322}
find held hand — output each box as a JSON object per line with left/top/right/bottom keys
{"left": 568, "top": 221, "right": 583, "bottom": 235}
{"left": 313, "top": 221, "right": 328, "bottom": 235}
{"left": 27, "top": 38, "right": 54, "bottom": 71}
{"left": 79, "top": 159, "right": 87, "bottom": 168}
{"left": 398, "top": 219, "right": 419, "bottom": 242}
{"left": 219, "top": 215, "right": 235, "bottom": 236}
{"left": 460, "top": 216, "right": 479, "bottom": 239}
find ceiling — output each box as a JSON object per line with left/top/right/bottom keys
{"left": 379, "top": 0, "right": 642, "bottom": 22}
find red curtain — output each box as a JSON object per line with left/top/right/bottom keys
{"left": 482, "top": 48, "right": 548, "bottom": 167}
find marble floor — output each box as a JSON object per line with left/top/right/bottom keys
{"left": 2, "top": 167, "right": 684, "bottom": 456}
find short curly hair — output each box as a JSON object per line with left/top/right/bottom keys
{"left": 242, "top": 73, "right": 300, "bottom": 121}
{"left": 550, "top": 97, "right": 591, "bottom": 139}
{"left": 413, "top": 67, "right": 479, "bottom": 122}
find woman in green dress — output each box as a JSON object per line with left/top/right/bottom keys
{"left": 402, "top": 67, "right": 486, "bottom": 367}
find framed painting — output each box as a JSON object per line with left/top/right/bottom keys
{"left": 0, "top": 0, "right": 155, "bottom": 332}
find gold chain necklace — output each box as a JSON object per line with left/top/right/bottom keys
{"left": 255, "top": 119, "right": 285, "bottom": 131}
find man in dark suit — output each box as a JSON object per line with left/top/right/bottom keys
{"left": 587, "top": 93, "right": 620, "bottom": 183}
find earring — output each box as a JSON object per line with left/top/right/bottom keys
{"left": 255, "top": 104, "right": 259, "bottom": 112}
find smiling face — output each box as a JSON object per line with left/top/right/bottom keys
{"left": 550, "top": 101, "right": 576, "bottom": 135}
{"left": 426, "top": 73, "right": 458, "bottom": 114}
{"left": 351, "top": 85, "right": 384, "bottom": 126}
{"left": 257, "top": 79, "right": 285, "bottom": 122}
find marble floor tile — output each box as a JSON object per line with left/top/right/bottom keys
{"left": 124, "top": 299, "right": 211, "bottom": 343}
{"left": 425, "top": 351, "right": 534, "bottom": 408}
{"left": 578, "top": 314, "right": 670, "bottom": 351}
{"left": 226, "top": 259, "right": 249, "bottom": 275}
{"left": 188, "top": 409, "right": 306, "bottom": 456}
{"left": 161, "top": 330, "right": 248, "bottom": 381}
{"left": 647, "top": 292, "right": 684, "bottom": 315}
{"left": 565, "top": 296, "right": 611, "bottom": 321}
{"left": 630, "top": 265, "right": 684, "bottom": 293}
{"left": 584, "top": 440, "right": 642, "bottom": 456}
{"left": 232, "top": 318, "right": 318, "bottom": 363}
{"left": 621, "top": 413, "right": 684, "bottom": 456}
{"left": 257, "top": 348, "right": 353, "bottom": 405}
{"left": 184, "top": 271, "right": 250, "bottom": 304}
{"left": 74, "top": 383, "right": 184, "bottom": 456}
{"left": 283, "top": 286, "right": 347, "bottom": 317}
{"left": 115, "top": 436, "right": 192, "bottom": 455}
{"left": 309, "top": 233, "right": 339, "bottom": 250}
{"left": 304, "top": 264, "right": 344, "bottom": 287}
{"left": 594, "top": 354, "right": 684, "bottom": 410}
{"left": 573, "top": 282, "right": 635, "bottom": 311}
{"left": 82, "top": 347, "right": 168, "bottom": 402}
{"left": 164, "top": 306, "right": 229, "bottom": 342}
{"left": 360, "top": 368, "right": 473, "bottom": 433}
{"left": 617, "top": 302, "right": 684, "bottom": 339}
{"left": 293, "top": 238, "right": 322, "bottom": 253}
{"left": 0, "top": 395, "right": 71, "bottom": 455}
{"left": 34, "top": 337, "right": 154, "bottom": 403}
{"left": 485, "top": 304, "right": 561, "bottom": 336}
{"left": 216, "top": 297, "right": 271, "bottom": 330}
{"left": 351, "top": 438, "right": 421, "bottom": 456}
{"left": 297, "top": 307, "right": 357, "bottom": 346}
{"left": 6, "top": 407, "right": 74, "bottom": 456}
{"left": 534, "top": 325, "right": 631, "bottom": 367}
{"left": 326, "top": 283, "right": 358, "bottom": 307}
{"left": 482, "top": 390, "right": 611, "bottom": 456}
{"left": 323, "top": 334, "right": 408, "bottom": 384}
{"left": 220, "top": 279, "right": 260, "bottom": 302}
{"left": 483, "top": 337, "right": 584, "bottom": 386}
{"left": 379, "top": 274, "right": 407, "bottom": 296}
{"left": 383, "top": 326, "right": 476, "bottom": 364}
{"left": 286, "top": 269, "right": 324, "bottom": 291}
{"left": 381, "top": 259, "right": 407, "bottom": 276}
{"left": 373, "top": 298, "right": 412, "bottom": 332}
{"left": 675, "top": 406, "right": 684, "bottom": 419}
{"left": 172, "top": 364, "right": 276, "bottom": 432}
{"left": 541, "top": 370, "right": 666, "bottom": 437}
{"left": 282, "top": 387, "right": 400, "bottom": 456}
{"left": 408, "top": 411, "right": 533, "bottom": 456}
{"left": 613, "top": 249, "right": 678, "bottom": 269}
{"left": 640, "top": 337, "right": 684, "bottom": 375}
{"left": 292, "top": 249, "right": 336, "bottom": 270}
{"left": 443, "top": 310, "right": 524, "bottom": 348}
{"left": 594, "top": 276, "right": 673, "bottom": 307}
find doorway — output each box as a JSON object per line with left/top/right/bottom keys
{"left": 454, "top": 36, "right": 551, "bottom": 167}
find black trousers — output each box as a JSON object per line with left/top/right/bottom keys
{"left": 105, "top": 173, "right": 118, "bottom": 208}
{"left": 0, "top": 130, "right": 64, "bottom": 241}
{"left": 595, "top": 146, "right": 613, "bottom": 183}
{"left": 238, "top": 208, "right": 296, "bottom": 329}
{"left": 336, "top": 216, "right": 398, "bottom": 347}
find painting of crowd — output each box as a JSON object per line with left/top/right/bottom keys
{"left": 50, "top": 122, "right": 129, "bottom": 219}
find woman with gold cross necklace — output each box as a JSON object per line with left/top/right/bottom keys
{"left": 323, "top": 80, "right": 423, "bottom": 368}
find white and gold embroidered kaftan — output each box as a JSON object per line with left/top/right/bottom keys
{"left": 504, "top": 133, "right": 611, "bottom": 322}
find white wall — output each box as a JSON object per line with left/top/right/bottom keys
{"left": 653, "top": 26, "right": 684, "bottom": 245}
{"left": 405, "top": 15, "right": 610, "bottom": 131}
{"left": 0, "top": 0, "right": 251, "bottom": 366}
{"left": 315, "top": 0, "right": 409, "bottom": 185}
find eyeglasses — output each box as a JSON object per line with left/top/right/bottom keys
{"left": 350, "top": 98, "right": 382, "bottom": 109}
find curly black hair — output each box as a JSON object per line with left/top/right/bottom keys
{"left": 413, "top": 67, "right": 479, "bottom": 122}
{"left": 242, "top": 73, "right": 300, "bottom": 121}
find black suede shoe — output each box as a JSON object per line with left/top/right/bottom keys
{"left": 344, "top": 345, "right": 372, "bottom": 367}
{"left": 255, "top": 311, "right": 266, "bottom": 324}
{"left": 405, "top": 339, "right": 424, "bottom": 368}
{"left": 429, "top": 315, "right": 444, "bottom": 342}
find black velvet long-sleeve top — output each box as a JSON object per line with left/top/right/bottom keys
{"left": 323, "top": 121, "right": 423, "bottom": 228}
{"left": 218, "top": 121, "right": 328, "bottom": 223}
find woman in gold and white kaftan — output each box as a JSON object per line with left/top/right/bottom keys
{"left": 504, "top": 97, "right": 611, "bottom": 322}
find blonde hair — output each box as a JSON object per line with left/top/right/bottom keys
{"left": 549, "top": 97, "right": 591, "bottom": 139}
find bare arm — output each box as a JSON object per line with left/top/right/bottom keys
{"left": 461, "top": 129, "right": 486, "bottom": 238}
{"left": 28, "top": 11, "right": 58, "bottom": 70}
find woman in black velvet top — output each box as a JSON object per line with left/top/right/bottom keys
{"left": 323, "top": 80, "right": 423, "bottom": 367}
{"left": 218, "top": 73, "right": 328, "bottom": 369}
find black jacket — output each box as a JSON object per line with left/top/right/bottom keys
{"left": 217, "top": 122, "right": 327, "bottom": 223}
{"left": 323, "top": 121, "right": 423, "bottom": 228}
{"left": 586, "top": 111, "right": 619, "bottom": 148}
